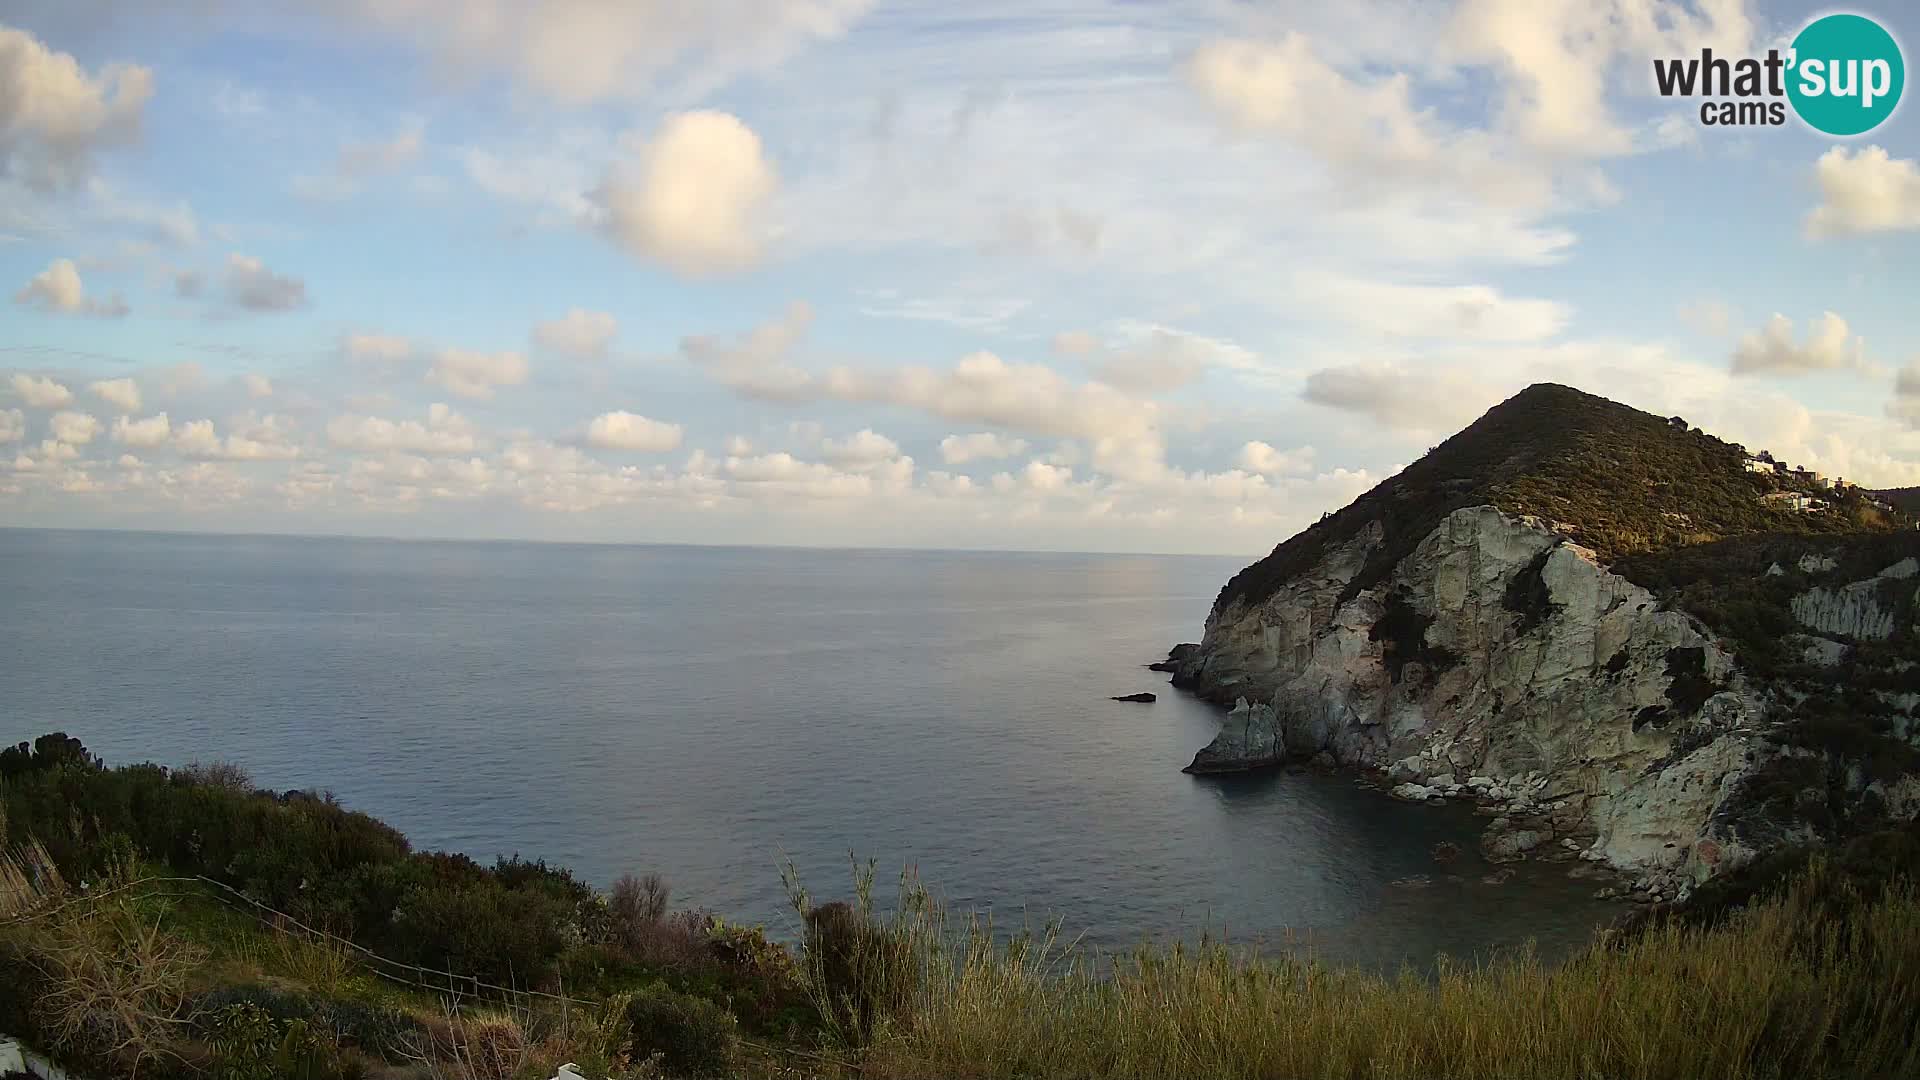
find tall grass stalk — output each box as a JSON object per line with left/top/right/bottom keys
{"left": 786, "top": 858, "right": 1920, "bottom": 1080}
{"left": 0, "top": 840, "right": 65, "bottom": 920}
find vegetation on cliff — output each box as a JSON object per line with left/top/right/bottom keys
{"left": 5, "top": 735, "right": 1920, "bottom": 1080}
{"left": 1218, "top": 383, "right": 1891, "bottom": 614}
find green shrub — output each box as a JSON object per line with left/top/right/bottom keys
{"left": 202, "top": 1002, "right": 367, "bottom": 1080}
{"left": 624, "top": 984, "right": 741, "bottom": 1078}
{"left": 390, "top": 877, "right": 574, "bottom": 986}
{"left": 188, "top": 987, "right": 420, "bottom": 1060}
{"left": 0, "top": 736, "right": 590, "bottom": 991}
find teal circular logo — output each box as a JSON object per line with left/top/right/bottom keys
{"left": 1787, "top": 13, "right": 1905, "bottom": 136}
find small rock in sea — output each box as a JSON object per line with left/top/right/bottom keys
{"left": 1560, "top": 838, "right": 1580, "bottom": 850}
{"left": 1111, "top": 692, "right": 1157, "bottom": 703}
{"left": 1482, "top": 868, "right": 1514, "bottom": 886}
{"left": 1594, "top": 886, "right": 1618, "bottom": 900}
{"left": 1389, "top": 874, "right": 1433, "bottom": 889}
{"left": 1432, "top": 840, "right": 1461, "bottom": 865}
{"left": 1311, "top": 751, "right": 1336, "bottom": 769}
{"left": 1391, "top": 782, "right": 1438, "bottom": 802}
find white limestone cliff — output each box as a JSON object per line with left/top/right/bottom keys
{"left": 1176, "top": 506, "right": 1780, "bottom": 896}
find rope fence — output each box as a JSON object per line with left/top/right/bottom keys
{"left": 1, "top": 871, "right": 599, "bottom": 1011}
{"left": 2, "top": 868, "right": 872, "bottom": 1074}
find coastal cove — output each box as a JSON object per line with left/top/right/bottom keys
{"left": 0, "top": 526, "right": 1614, "bottom": 971}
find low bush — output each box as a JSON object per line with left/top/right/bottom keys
{"left": 187, "top": 986, "right": 422, "bottom": 1060}
{"left": 624, "top": 984, "right": 740, "bottom": 1078}
{"left": 201, "top": 1001, "right": 369, "bottom": 1080}
{"left": 0, "top": 735, "right": 601, "bottom": 989}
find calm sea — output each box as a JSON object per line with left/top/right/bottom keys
{"left": 0, "top": 527, "right": 1613, "bottom": 970}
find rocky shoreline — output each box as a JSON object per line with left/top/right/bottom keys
{"left": 1151, "top": 502, "right": 1920, "bottom": 905}
{"left": 1159, "top": 669, "right": 1660, "bottom": 905}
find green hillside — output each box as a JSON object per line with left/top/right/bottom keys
{"left": 1218, "top": 384, "right": 1887, "bottom": 613}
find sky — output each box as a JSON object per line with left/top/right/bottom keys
{"left": 1, "top": 0, "right": 1917, "bottom": 555}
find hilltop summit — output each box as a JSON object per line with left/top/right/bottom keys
{"left": 1219, "top": 382, "right": 1881, "bottom": 615}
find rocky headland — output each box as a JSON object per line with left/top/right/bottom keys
{"left": 1164, "top": 384, "right": 1920, "bottom": 902}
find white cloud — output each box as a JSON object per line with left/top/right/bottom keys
{"left": 86, "top": 179, "right": 200, "bottom": 247}
{"left": 682, "top": 300, "right": 813, "bottom": 379}
{"left": 13, "top": 258, "right": 129, "bottom": 317}
{"left": 427, "top": 347, "right": 529, "bottom": 398}
{"left": 819, "top": 428, "right": 899, "bottom": 468}
{"left": 856, "top": 290, "right": 1030, "bottom": 331}
{"left": 723, "top": 451, "right": 890, "bottom": 499}
{"left": 584, "top": 410, "right": 684, "bottom": 452}
{"left": 242, "top": 373, "right": 274, "bottom": 398}
{"left": 112, "top": 412, "right": 172, "bottom": 447}
{"left": 939, "top": 431, "right": 1029, "bottom": 464}
{"left": 924, "top": 470, "right": 976, "bottom": 497}
{"left": 1051, "top": 331, "right": 1099, "bottom": 356}
{"left": 458, "top": 130, "right": 607, "bottom": 227}
{"left": 1730, "top": 313, "right": 1868, "bottom": 377}
{"left": 1191, "top": 33, "right": 1461, "bottom": 165}
{"left": 326, "top": 403, "right": 479, "bottom": 455}
{"left": 26, "top": 438, "right": 78, "bottom": 463}
{"left": 1301, "top": 362, "right": 1498, "bottom": 433}
{"left": 836, "top": 352, "right": 1168, "bottom": 444}
{"left": 175, "top": 417, "right": 301, "bottom": 460}
{"left": 331, "top": 0, "right": 873, "bottom": 105}
{"left": 534, "top": 308, "right": 618, "bottom": 358}
{"left": 48, "top": 410, "right": 99, "bottom": 444}
{"left": 295, "top": 126, "right": 426, "bottom": 201}
{"left": 224, "top": 253, "right": 308, "bottom": 311}
{"left": 703, "top": 339, "right": 1171, "bottom": 456}
{"left": 1678, "top": 298, "right": 1735, "bottom": 338}
{"left": 1074, "top": 329, "right": 1228, "bottom": 394}
{"left": 0, "top": 24, "right": 153, "bottom": 191}
{"left": 0, "top": 408, "right": 22, "bottom": 441}
{"left": 1805, "top": 146, "right": 1920, "bottom": 238}
{"left": 9, "top": 373, "right": 72, "bottom": 408}
{"left": 339, "top": 127, "right": 423, "bottom": 178}
{"left": 1441, "top": 0, "right": 1752, "bottom": 156}
{"left": 601, "top": 111, "right": 777, "bottom": 276}
{"left": 1020, "top": 460, "right": 1073, "bottom": 492}
{"left": 1291, "top": 272, "right": 1569, "bottom": 342}
{"left": 88, "top": 377, "right": 141, "bottom": 412}
{"left": 1186, "top": 31, "right": 1555, "bottom": 210}
{"left": 1237, "top": 441, "right": 1315, "bottom": 477}
{"left": 345, "top": 332, "right": 414, "bottom": 362}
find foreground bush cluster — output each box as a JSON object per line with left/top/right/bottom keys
{"left": 4, "top": 732, "right": 1920, "bottom": 1079}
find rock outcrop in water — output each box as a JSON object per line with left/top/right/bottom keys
{"left": 1167, "top": 384, "right": 1920, "bottom": 899}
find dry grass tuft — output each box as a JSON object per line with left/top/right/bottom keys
{"left": 826, "top": 860, "right": 1920, "bottom": 1080}
{"left": 0, "top": 840, "right": 66, "bottom": 920}
{"left": 246, "top": 919, "right": 364, "bottom": 995}
{"left": 21, "top": 901, "right": 205, "bottom": 1073}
